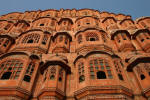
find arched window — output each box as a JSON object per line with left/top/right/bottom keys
{"left": 135, "top": 65, "right": 146, "bottom": 81}
{"left": 144, "top": 64, "right": 150, "bottom": 76}
{"left": 79, "top": 75, "right": 85, "bottom": 82}
{"left": 50, "top": 66, "right": 56, "bottom": 80}
{"left": 89, "top": 59, "right": 113, "bottom": 79}
{"left": 23, "top": 62, "right": 35, "bottom": 82}
{"left": 136, "top": 32, "right": 150, "bottom": 43}
{"left": 58, "top": 68, "right": 64, "bottom": 82}
{"left": 101, "top": 33, "right": 107, "bottom": 42}
{"left": 22, "top": 33, "right": 40, "bottom": 44}
{"left": 78, "top": 62, "right": 85, "bottom": 83}
{"left": 77, "top": 21, "right": 80, "bottom": 27}
{"left": 143, "top": 32, "right": 150, "bottom": 39}
{"left": 42, "top": 35, "right": 48, "bottom": 45}
{"left": 0, "top": 59, "right": 23, "bottom": 80}
{"left": 136, "top": 33, "right": 144, "bottom": 42}
{"left": 140, "top": 74, "right": 145, "bottom": 80}
{"left": 3, "top": 39, "right": 9, "bottom": 47}
{"left": 120, "top": 33, "right": 127, "bottom": 40}
{"left": 114, "top": 60, "right": 124, "bottom": 81}
{"left": 85, "top": 19, "right": 90, "bottom": 25}
{"left": 118, "top": 74, "right": 124, "bottom": 80}
{"left": 86, "top": 33, "right": 99, "bottom": 41}
{"left": 43, "top": 66, "right": 56, "bottom": 81}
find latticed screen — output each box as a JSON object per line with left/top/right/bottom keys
{"left": 89, "top": 59, "right": 113, "bottom": 79}
{"left": 21, "top": 33, "right": 40, "bottom": 43}
{"left": 0, "top": 59, "right": 23, "bottom": 80}
{"left": 78, "top": 62, "right": 85, "bottom": 82}
{"left": 23, "top": 62, "right": 35, "bottom": 82}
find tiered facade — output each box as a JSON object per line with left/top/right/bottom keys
{"left": 0, "top": 9, "right": 150, "bottom": 100}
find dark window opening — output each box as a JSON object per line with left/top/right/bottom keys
{"left": 79, "top": 75, "right": 85, "bottom": 82}
{"left": 42, "top": 41, "right": 46, "bottom": 45}
{"left": 140, "top": 74, "right": 145, "bottom": 80}
{"left": 46, "top": 14, "right": 50, "bottom": 16}
{"left": 1, "top": 72, "right": 12, "bottom": 79}
{"left": 118, "top": 74, "right": 124, "bottom": 80}
{"left": 4, "top": 27, "right": 8, "bottom": 30}
{"left": 50, "top": 75, "right": 55, "bottom": 80}
{"left": 97, "top": 71, "right": 106, "bottom": 79}
{"left": 59, "top": 77, "right": 62, "bottom": 82}
{"left": 141, "top": 39, "right": 144, "bottom": 42}
{"left": 118, "top": 40, "right": 121, "bottom": 43}
{"left": 64, "top": 21, "right": 67, "bottom": 25}
{"left": 23, "top": 75, "right": 31, "bottom": 82}
{"left": 3, "top": 40, "right": 9, "bottom": 47}
{"left": 147, "top": 37, "right": 150, "bottom": 39}
{"left": 27, "top": 39, "right": 33, "bottom": 43}
{"left": 40, "top": 24, "right": 44, "bottom": 26}
{"left": 8, "top": 67, "right": 12, "bottom": 70}
{"left": 3, "top": 44, "right": 7, "bottom": 47}
{"left": 86, "top": 22, "right": 90, "bottom": 25}
{"left": 149, "top": 72, "right": 150, "bottom": 76}
{"left": 90, "top": 37, "right": 96, "bottom": 41}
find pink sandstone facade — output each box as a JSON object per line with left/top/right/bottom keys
{"left": 0, "top": 9, "right": 150, "bottom": 100}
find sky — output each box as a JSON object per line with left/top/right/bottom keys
{"left": 0, "top": 0, "right": 149, "bottom": 20}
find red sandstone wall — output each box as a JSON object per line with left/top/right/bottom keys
{"left": 0, "top": 9, "right": 149, "bottom": 100}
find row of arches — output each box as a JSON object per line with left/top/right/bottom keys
{"left": 0, "top": 28, "right": 150, "bottom": 55}
{"left": 0, "top": 51, "right": 150, "bottom": 99}
{"left": 1, "top": 16, "right": 150, "bottom": 36}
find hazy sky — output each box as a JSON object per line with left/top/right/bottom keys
{"left": 0, "top": 0, "right": 149, "bottom": 20}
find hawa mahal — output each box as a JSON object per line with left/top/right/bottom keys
{"left": 0, "top": 9, "right": 150, "bottom": 100}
